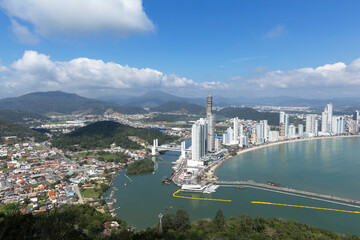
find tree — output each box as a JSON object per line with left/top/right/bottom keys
{"left": 99, "top": 199, "right": 106, "bottom": 206}
{"left": 23, "top": 198, "right": 30, "bottom": 205}
{"left": 162, "top": 213, "right": 175, "bottom": 233}
{"left": 213, "top": 209, "right": 225, "bottom": 230}
{"left": 174, "top": 209, "right": 190, "bottom": 232}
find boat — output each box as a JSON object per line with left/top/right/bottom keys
{"left": 203, "top": 185, "right": 219, "bottom": 194}
{"left": 162, "top": 176, "right": 170, "bottom": 184}
{"left": 235, "top": 185, "right": 246, "bottom": 189}
{"left": 181, "top": 184, "right": 206, "bottom": 192}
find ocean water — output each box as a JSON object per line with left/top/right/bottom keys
{"left": 108, "top": 137, "right": 360, "bottom": 234}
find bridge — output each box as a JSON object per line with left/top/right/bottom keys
{"left": 151, "top": 139, "right": 190, "bottom": 156}
{"left": 215, "top": 180, "right": 360, "bottom": 207}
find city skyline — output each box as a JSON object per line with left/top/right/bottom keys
{"left": 1, "top": 1, "right": 360, "bottom": 99}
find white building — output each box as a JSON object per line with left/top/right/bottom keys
{"left": 269, "top": 131, "right": 279, "bottom": 142}
{"left": 191, "top": 118, "right": 208, "bottom": 161}
{"left": 233, "top": 117, "right": 239, "bottom": 144}
{"left": 289, "top": 125, "right": 296, "bottom": 138}
{"left": 321, "top": 103, "right": 333, "bottom": 133}
{"left": 306, "top": 114, "right": 318, "bottom": 137}
{"left": 331, "top": 116, "right": 345, "bottom": 135}
{"left": 298, "top": 124, "right": 304, "bottom": 137}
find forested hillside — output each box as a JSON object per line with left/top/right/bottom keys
{"left": 217, "top": 107, "right": 280, "bottom": 125}
{"left": 0, "top": 91, "right": 146, "bottom": 115}
{"left": 0, "top": 120, "right": 49, "bottom": 143}
{"left": 52, "top": 121, "right": 178, "bottom": 151}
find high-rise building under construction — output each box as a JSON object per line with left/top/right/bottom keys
{"left": 206, "top": 95, "right": 215, "bottom": 152}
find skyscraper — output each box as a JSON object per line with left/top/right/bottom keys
{"left": 306, "top": 114, "right": 316, "bottom": 134}
{"left": 206, "top": 95, "right": 213, "bottom": 116}
{"left": 233, "top": 117, "right": 239, "bottom": 143}
{"left": 279, "top": 112, "right": 286, "bottom": 136}
{"left": 206, "top": 95, "right": 215, "bottom": 152}
{"left": 353, "top": 110, "right": 360, "bottom": 124}
{"left": 191, "top": 118, "right": 208, "bottom": 161}
{"left": 284, "top": 114, "right": 289, "bottom": 137}
{"left": 321, "top": 103, "right": 333, "bottom": 133}
{"left": 298, "top": 124, "right": 304, "bottom": 136}
{"left": 279, "top": 111, "right": 285, "bottom": 125}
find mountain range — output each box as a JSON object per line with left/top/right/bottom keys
{"left": 1, "top": 91, "right": 360, "bottom": 117}
{"left": 0, "top": 91, "right": 146, "bottom": 115}
{"left": 103, "top": 90, "right": 360, "bottom": 111}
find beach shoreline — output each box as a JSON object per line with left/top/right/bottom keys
{"left": 203, "top": 134, "right": 360, "bottom": 182}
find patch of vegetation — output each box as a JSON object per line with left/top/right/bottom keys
{"left": 216, "top": 107, "right": 280, "bottom": 126}
{"left": 0, "top": 110, "right": 48, "bottom": 124}
{"left": 97, "top": 151, "right": 129, "bottom": 164}
{"left": 0, "top": 207, "right": 358, "bottom": 239}
{"left": 0, "top": 204, "right": 126, "bottom": 239}
{"left": 127, "top": 159, "right": 154, "bottom": 175}
{"left": 81, "top": 188, "right": 99, "bottom": 199}
{"left": 0, "top": 120, "right": 49, "bottom": 144}
{"left": 146, "top": 114, "right": 199, "bottom": 123}
{"left": 52, "top": 121, "right": 178, "bottom": 151}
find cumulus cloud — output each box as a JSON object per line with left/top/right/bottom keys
{"left": 264, "top": 24, "right": 285, "bottom": 39}
{"left": 247, "top": 60, "right": 360, "bottom": 90}
{"left": 0, "top": 50, "right": 226, "bottom": 97}
{"left": 0, "top": 0, "right": 154, "bottom": 40}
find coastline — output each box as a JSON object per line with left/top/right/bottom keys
{"left": 203, "top": 134, "right": 360, "bottom": 182}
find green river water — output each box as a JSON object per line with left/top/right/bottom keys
{"left": 106, "top": 137, "right": 360, "bottom": 234}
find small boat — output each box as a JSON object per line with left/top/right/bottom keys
{"left": 162, "top": 176, "right": 170, "bottom": 184}
{"left": 236, "top": 186, "right": 246, "bottom": 189}
{"left": 124, "top": 183, "right": 127, "bottom": 186}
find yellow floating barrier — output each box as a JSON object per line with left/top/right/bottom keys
{"left": 172, "top": 189, "right": 232, "bottom": 202}
{"left": 251, "top": 201, "right": 360, "bottom": 214}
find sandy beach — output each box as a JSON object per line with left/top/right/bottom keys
{"left": 203, "top": 134, "right": 360, "bottom": 181}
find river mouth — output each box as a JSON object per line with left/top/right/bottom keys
{"left": 106, "top": 137, "right": 360, "bottom": 235}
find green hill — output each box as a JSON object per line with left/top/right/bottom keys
{"left": 0, "top": 120, "right": 49, "bottom": 143}
{"left": 0, "top": 91, "right": 147, "bottom": 115}
{"left": 0, "top": 110, "right": 48, "bottom": 124}
{"left": 151, "top": 101, "right": 205, "bottom": 114}
{"left": 217, "top": 107, "right": 280, "bottom": 125}
{"left": 52, "top": 121, "right": 178, "bottom": 151}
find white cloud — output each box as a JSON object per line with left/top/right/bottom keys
{"left": 247, "top": 60, "right": 360, "bottom": 89}
{"left": 264, "top": 24, "right": 285, "bottom": 39}
{"left": 0, "top": 0, "right": 154, "bottom": 39}
{"left": 0, "top": 50, "right": 226, "bottom": 97}
{"left": 10, "top": 19, "right": 39, "bottom": 44}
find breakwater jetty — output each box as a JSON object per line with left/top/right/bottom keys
{"left": 215, "top": 180, "right": 360, "bottom": 208}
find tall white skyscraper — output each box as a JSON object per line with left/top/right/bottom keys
{"left": 298, "top": 124, "right": 304, "bottom": 136}
{"left": 191, "top": 118, "right": 208, "bottom": 161}
{"left": 279, "top": 112, "right": 285, "bottom": 125}
{"left": 284, "top": 114, "right": 289, "bottom": 137}
{"left": 306, "top": 115, "right": 316, "bottom": 134}
{"left": 321, "top": 103, "right": 333, "bottom": 133}
{"left": 256, "top": 120, "right": 269, "bottom": 143}
{"left": 289, "top": 124, "right": 296, "bottom": 138}
{"left": 331, "top": 116, "right": 345, "bottom": 135}
{"left": 206, "top": 95, "right": 215, "bottom": 152}
{"left": 233, "top": 117, "right": 239, "bottom": 143}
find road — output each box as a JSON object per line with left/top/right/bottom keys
{"left": 73, "top": 184, "right": 84, "bottom": 204}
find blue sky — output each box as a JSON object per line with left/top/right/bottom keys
{"left": 1, "top": 0, "right": 360, "bottom": 99}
